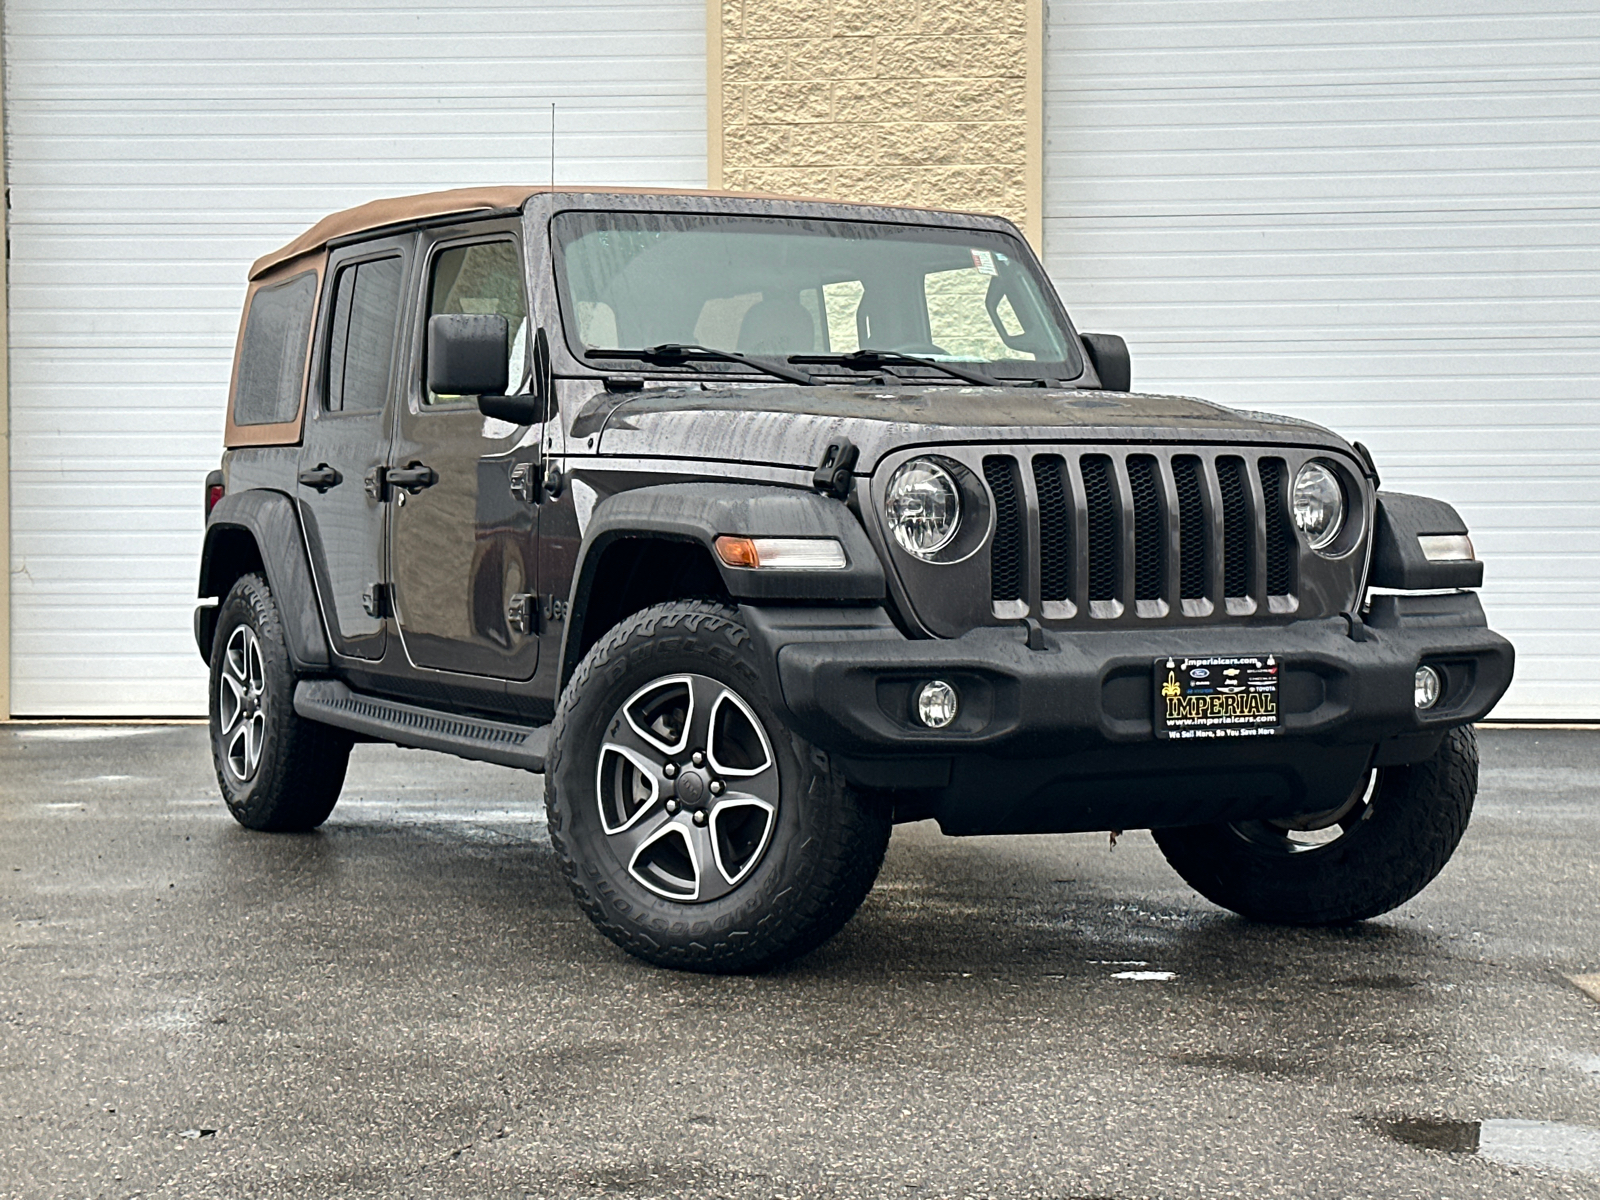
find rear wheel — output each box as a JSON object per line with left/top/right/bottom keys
{"left": 209, "top": 573, "right": 352, "bottom": 832}
{"left": 1153, "top": 725, "right": 1478, "bottom": 924}
{"left": 545, "top": 600, "right": 891, "bottom": 973}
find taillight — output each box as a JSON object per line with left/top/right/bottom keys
{"left": 205, "top": 470, "right": 225, "bottom": 517}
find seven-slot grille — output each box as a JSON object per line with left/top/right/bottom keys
{"left": 985, "top": 449, "right": 1301, "bottom": 622}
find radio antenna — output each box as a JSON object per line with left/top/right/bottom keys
{"left": 549, "top": 102, "right": 556, "bottom": 192}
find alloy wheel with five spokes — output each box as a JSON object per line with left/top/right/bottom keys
{"left": 596, "top": 673, "right": 779, "bottom": 903}
{"left": 218, "top": 624, "right": 267, "bottom": 782}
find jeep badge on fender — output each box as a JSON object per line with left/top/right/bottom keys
{"left": 195, "top": 186, "right": 1514, "bottom": 972}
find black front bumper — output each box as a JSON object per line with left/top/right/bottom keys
{"left": 741, "top": 592, "right": 1514, "bottom": 835}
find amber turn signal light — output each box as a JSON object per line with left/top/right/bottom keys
{"left": 714, "top": 536, "right": 761, "bottom": 568}
{"left": 713, "top": 536, "right": 847, "bottom": 571}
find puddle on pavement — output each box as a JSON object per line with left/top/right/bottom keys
{"left": 1380, "top": 1116, "right": 1600, "bottom": 1174}
{"left": 1174, "top": 1050, "right": 1316, "bottom": 1079}
{"left": 1336, "top": 973, "right": 1420, "bottom": 990}
{"left": 1381, "top": 1117, "right": 1482, "bottom": 1153}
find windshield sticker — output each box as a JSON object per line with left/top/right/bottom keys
{"left": 970, "top": 249, "right": 998, "bottom": 276}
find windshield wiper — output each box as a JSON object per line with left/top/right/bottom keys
{"left": 585, "top": 343, "right": 814, "bottom": 386}
{"left": 789, "top": 349, "right": 1002, "bottom": 387}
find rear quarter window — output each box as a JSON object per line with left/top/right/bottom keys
{"left": 233, "top": 271, "right": 317, "bottom": 425}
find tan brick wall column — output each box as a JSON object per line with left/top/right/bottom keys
{"left": 708, "top": 0, "right": 1044, "bottom": 247}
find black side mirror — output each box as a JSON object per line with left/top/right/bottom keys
{"left": 428, "top": 313, "right": 509, "bottom": 396}
{"left": 1080, "top": 332, "right": 1131, "bottom": 393}
{"left": 478, "top": 326, "right": 550, "bottom": 426}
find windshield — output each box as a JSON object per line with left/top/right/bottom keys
{"left": 552, "top": 211, "right": 1081, "bottom": 382}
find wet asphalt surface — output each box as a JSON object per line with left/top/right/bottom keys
{"left": 2, "top": 725, "right": 1598, "bottom": 1199}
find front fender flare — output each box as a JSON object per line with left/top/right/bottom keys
{"left": 559, "top": 482, "right": 885, "bottom": 688}
{"left": 198, "top": 488, "right": 331, "bottom": 671}
{"left": 1370, "top": 491, "right": 1485, "bottom": 591}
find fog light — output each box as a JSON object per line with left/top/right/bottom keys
{"left": 1414, "top": 665, "right": 1441, "bottom": 710}
{"left": 916, "top": 680, "right": 959, "bottom": 729}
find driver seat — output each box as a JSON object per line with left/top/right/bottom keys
{"left": 737, "top": 297, "right": 815, "bottom": 356}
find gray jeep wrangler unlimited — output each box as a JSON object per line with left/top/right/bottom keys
{"left": 197, "top": 186, "right": 1514, "bottom": 972}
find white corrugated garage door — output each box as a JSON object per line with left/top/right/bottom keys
{"left": 1043, "top": 2, "right": 1600, "bottom": 719}
{"left": 6, "top": 0, "right": 706, "bottom": 715}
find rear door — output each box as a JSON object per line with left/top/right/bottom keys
{"left": 297, "top": 236, "right": 412, "bottom": 660}
{"left": 387, "top": 222, "right": 542, "bottom": 680}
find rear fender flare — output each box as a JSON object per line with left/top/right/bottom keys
{"left": 198, "top": 488, "right": 331, "bottom": 670}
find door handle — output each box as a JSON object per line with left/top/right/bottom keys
{"left": 297, "top": 464, "right": 342, "bottom": 493}
{"left": 385, "top": 463, "right": 438, "bottom": 495}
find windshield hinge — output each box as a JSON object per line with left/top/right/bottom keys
{"left": 812, "top": 438, "right": 859, "bottom": 500}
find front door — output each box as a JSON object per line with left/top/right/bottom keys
{"left": 297, "top": 237, "right": 412, "bottom": 660}
{"left": 388, "top": 226, "right": 542, "bottom": 680}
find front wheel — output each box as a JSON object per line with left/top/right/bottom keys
{"left": 1153, "top": 725, "right": 1478, "bottom": 925}
{"left": 545, "top": 600, "right": 892, "bottom": 973}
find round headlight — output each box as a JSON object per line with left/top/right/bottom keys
{"left": 885, "top": 458, "right": 962, "bottom": 559}
{"left": 1292, "top": 461, "right": 1346, "bottom": 552}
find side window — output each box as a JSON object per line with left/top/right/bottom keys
{"left": 426, "top": 241, "right": 527, "bottom": 404}
{"left": 233, "top": 271, "right": 317, "bottom": 425}
{"left": 326, "top": 256, "right": 404, "bottom": 413}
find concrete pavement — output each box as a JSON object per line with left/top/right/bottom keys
{"left": 2, "top": 725, "right": 1598, "bottom": 1199}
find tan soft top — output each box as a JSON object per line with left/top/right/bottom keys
{"left": 249, "top": 185, "right": 872, "bottom": 280}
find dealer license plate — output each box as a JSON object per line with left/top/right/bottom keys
{"left": 1154, "top": 654, "right": 1281, "bottom": 740}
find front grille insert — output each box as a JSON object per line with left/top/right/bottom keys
{"left": 1172, "top": 456, "right": 1208, "bottom": 601}
{"left": 974, "top": 447, "right": 1314, "bottom": 624}
{"left": 983, "top": 455, "right": 1023, "bottom": 603}
{"left": 1127, "top": 455, "right": 1164, "bottom": 603}
{"left": 1032, "top": 456, "right": 1072, "bottom": 603}
{"left": 1259, "top": 458, "right": 1296, "bottom": 596}
{"left": 1081, "top": 455, "right": 1119, "bottom": 603}
{"left": 1217, "top": 456, "right": 1252, "bottom": 599}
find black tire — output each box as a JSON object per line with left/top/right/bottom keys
{"left": 209, "top": 573, "right": 352, "bottom": 832}
{"left": 545, "top": 600, "right": 892, "bottom": 973}
{"left": 1153, "top": 725, "right": 1478, "bottom": 925}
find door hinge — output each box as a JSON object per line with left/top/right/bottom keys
{"left": 362, "top": 582, "right": 392, "bottom": 619}
{"left": 509, "top": 462, "right": 538, "bottom": 505}
{"left": 511, "top": 460, "right": 564, "bottom": 504}
{"left": 364, "top": 467, "right": 387, "bottom": 501}
{"left": 507, "top": 592, "right": 539, "bottom": 636}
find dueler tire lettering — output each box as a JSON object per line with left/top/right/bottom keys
{"left": 209, "top": 573, "right": 353, "bottom": 833}
{"left": 545, "top": 600, "right": 891, "bottom": 972}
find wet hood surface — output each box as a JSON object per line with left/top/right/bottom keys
{"left": 572, "top": 382, "right": 1353, "bottom": 472}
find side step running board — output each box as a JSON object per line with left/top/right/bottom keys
{"left": 293, "top": 679, "right": 549, "bottom": 773}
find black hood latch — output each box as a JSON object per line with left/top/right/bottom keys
{"left": 812, "top": 437, "right": 859, "bottom": 500}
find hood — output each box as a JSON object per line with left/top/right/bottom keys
{"left": 569, "top": 382, "right": 1352, "bottom": 474}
